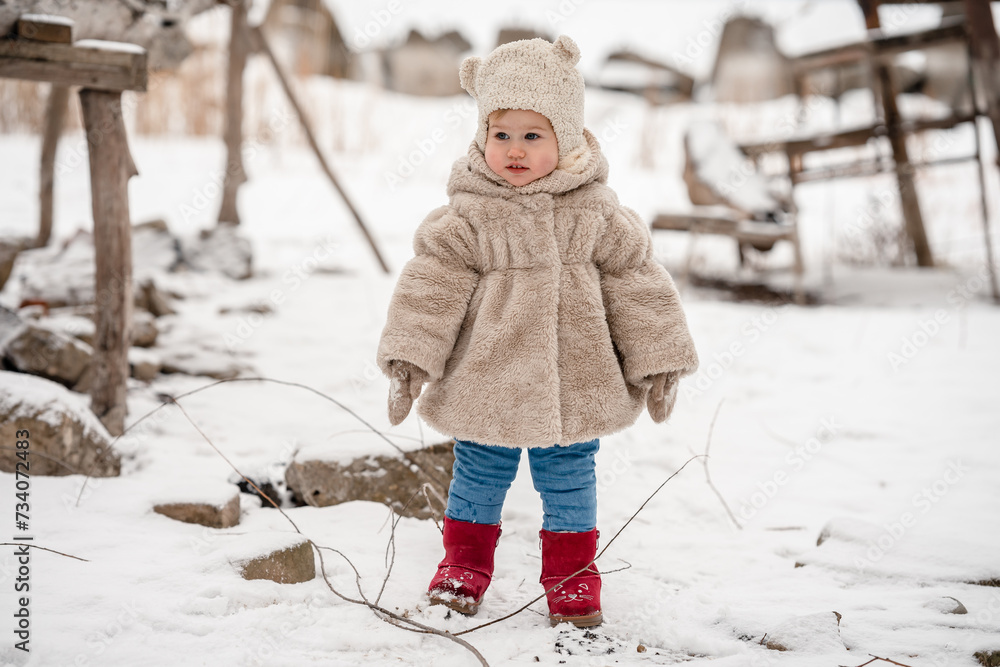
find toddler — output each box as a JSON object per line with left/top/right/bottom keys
{"left": 377, "top": 35, "right": 698, "bottom": 628}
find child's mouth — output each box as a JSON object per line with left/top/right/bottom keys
{"left": 506, "top": 164, "right": 528, "bottom": 173}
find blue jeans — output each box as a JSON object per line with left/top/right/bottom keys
{"left": 445, "top": 439, "right": 599, "bottom": 532}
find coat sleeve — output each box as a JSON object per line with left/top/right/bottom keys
{"left": 595, "top": 204, "right": 699, "bottom": 386}
{"left": 377, "top": 206, "right": 479, "bottom": 380}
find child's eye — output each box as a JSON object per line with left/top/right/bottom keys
{"left": 525, "top": 133, "right": 540, "bottom": 140}
{"left": 495, "top": 132, "right": 509, "bottom": 140}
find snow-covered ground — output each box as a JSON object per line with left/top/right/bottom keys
{"left": 2, "top": 2, "right": 1000, "bottom": 665}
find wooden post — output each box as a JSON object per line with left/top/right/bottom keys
{"left": 218, "top": 0, "right": 249, "bottom": 225}
{"left": 860, "top": 0, "right": 935, "bottom": 267}
{"left": 249, "top": 24, "right": 391, "bottom": 274}
{"left": 80, "top": 89, "right": 136, "bottom": 436}
{"left": 37, "top": 83, "right": 69, "bottom": 248}
{"left": 962, "top": 0, "right": 1000, "bottom": 162}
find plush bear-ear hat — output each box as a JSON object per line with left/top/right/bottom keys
{"left": 459, "top": 35, "right": 586, "bottom": 163}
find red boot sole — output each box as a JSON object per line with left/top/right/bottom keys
{"left": 549, "top": 611, "right": 603, "bottom": 628}
{"left": 428, "top": 591, "right": 482, "bottom": 616}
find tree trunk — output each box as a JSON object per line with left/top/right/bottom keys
{"left": 36, "top": 83, "right": 68, "bottom": 249}
{"left": 217, "top": 0, "right": 249, "bottom": 225}
{"left": 80, "top": 89, "right": 136, "bottom": 437}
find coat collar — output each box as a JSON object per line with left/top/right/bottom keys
{"left": 447, "top": 128, "right": 609, "bottom": 199}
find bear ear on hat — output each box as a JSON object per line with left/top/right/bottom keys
{"left": 459, "top": 56, "right": 481, "bottom": 97}
{"left": 552, "top": 35, "right": 581, "bottom": 66}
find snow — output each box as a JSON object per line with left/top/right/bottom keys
{"left": 73, "top": 39, "right": 147, "bottom": 56}
{"left": 0, "top": 371, "right": 109, "bottom": 439}
{"left": 1, "top": 3, "right": 1000, "bottom": 666}
{"left": 19, "top": 14, "right": 75, "bottom": 27}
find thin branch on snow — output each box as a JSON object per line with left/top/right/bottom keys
{"left": 701, "top": 400, "right": 742, "bottom": 530}
{"left": 421, "top": 482, "right": 447, "bottom": 534}
{"left": 84, "top": 376, "right": 709, "bottom": 664}
{"left": 75, "top": 376, "right": 450, "bottom": 507}
{"left": 153, "top": 383, "right": 491, "bottom": 666}
{"left": 841, "top": 655, "right": 918, "bottom": 667}
{"left": 0, "top": 543, "right": 89, "bottom": 562}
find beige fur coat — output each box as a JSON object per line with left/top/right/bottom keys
{"left": 378, "top": 130, "right": 699, "bottom": 447}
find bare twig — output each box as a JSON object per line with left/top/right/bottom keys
{"left": 421, "top": 482, "right": 447, "bottom": 534}
{"left": 166, "top": 397, "right": 302, "bottom": 533}
{"left": 701, "top": 401, "right": 742, "bottom": 530}
{"left": 0, "top": 543, "right": 88, "bottom": 562}
{"left": 150, "top": 385, "right": 490, "bottom": 666}
{"left": 376, "top": 489, "right": 424, "bottom": 607}
{"left": 456, "top": 454, "right": 705, "bottom": 636}
{"left": 75, "top": 377, "right": 449, "bottom": 507}
{"left": 598, "top": 558, "right": 632, "bottom": 575}
{"left": 856, "top": 656, "right": 916, "bottom": 667}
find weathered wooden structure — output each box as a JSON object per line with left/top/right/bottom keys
{"left": 652, "top": 4, "right": 1000, "bottom": 303}
{"left": 740, "top": 6, "right": 999, "bottom": 298}
{"left": 0, "top": 15, "right": 146, "bottom": 434}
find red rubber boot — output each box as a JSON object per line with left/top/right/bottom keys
{"left": 539, "top": 528, "right": 603, "bottom": 627}
{"left": 427, "top": 517, "right": 502, "bottom": 615}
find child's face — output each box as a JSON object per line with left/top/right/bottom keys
{"left": 484, "top": 109, "right": 559, "bottom": 186}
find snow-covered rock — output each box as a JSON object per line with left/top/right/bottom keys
{"left": 154, "top": 493, "right": 240, "bottom": 529}
{"left": 231, "top": 533, "right": 315, "bottom": 584}
{"left": 285, "top": 440, "right": 454, "bottom": 520}
{"left": 182, "top": 223, "right": 253, "bottom": 281}
{"left": 128, "top": 346, "right": 162, "bottom": 382}
{"left": 3, "top": 322, "right": 92, "bottom": 387}
{"left": 764, "top": 611, "right": 845, "bottom": 653}
{"left": 0, "top": 371, "right": 119, "bottom": 477}
{"left": 923, "top": 596, "right": 968, "bottom": 615}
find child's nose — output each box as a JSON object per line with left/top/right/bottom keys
{"left": 507, "top": 144, "right": 525, "bottom": 158}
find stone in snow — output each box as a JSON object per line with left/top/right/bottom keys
{"left": 0, "top": 371, "right": 120, "bottom": 477}
{"left": 154, "top": 494, "right": 240, "bottom": 529}
{"left": 232, "top": 534, "right": 315, "bottom": 585}
{"left": 764, "top": 611, "right": 846, "bottom": 653}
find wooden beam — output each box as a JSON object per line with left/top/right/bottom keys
{"left": 17, "top": 14, "right": 74, "bottom": 44}
{"left": 36, "top": 83, "right": 69, "bottom": 249}
{"left": 740, "top": 113, "right": 977, "bottom": 159}
{"left": 80, "top": 89, "right": 136, "bottom": 436}
{"left": 962, "top": 0, "right": 1000, "bottom": 162}
{"left": 0, "top": 38, "right": 147, "bottom": 91}
{"left": 791, "top": 17, "right": 967, "bottom": 75}
{"left": 861, "top": 0, "right": 934, "bottom": 266}
{"left": 962, "top": 0, "right": 1000, "bottom": 302}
